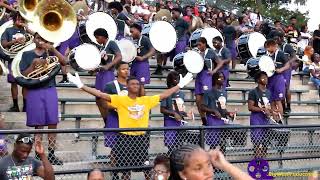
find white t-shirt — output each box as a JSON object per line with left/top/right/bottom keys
{"left": 298, "top": 32, "right": 312, "bottom": 50}
{"left": 309, "top": 62, "right": 320, "bottom": 77}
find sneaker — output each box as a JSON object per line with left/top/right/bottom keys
{"left": 59, "top": 79, "right": 69, "bottom": 84}
{"left": 284, "top": 107, "right": 291, "bottom": 114}
{"left": 152, "top": 67, "right": 163, "bottom": 75}
{"left": 8, "top": 106, "right": 19, "bottom": 112}
{"left": 48, "top": 154, "right": 63, "bottom": 165}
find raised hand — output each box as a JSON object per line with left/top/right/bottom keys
{"left": 67, "top": 72, "right": 84, "bottom": 88}
{"left": 177, "top": 72, "right": 193, "bottom": 88}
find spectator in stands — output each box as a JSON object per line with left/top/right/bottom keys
{"left": 153, "top": 155, "right": 170, "bottom": 180}
{"left": 313, "top": 24, "right": 320, "bottom": 54}
{"left": 201, "top": 72, "right": 235, "bottom": 153}
{"left": 286, "top": 16, "right": 300, "bottom": 44}
{"left": 87, "top": 169, "right": 104, "bottom": 180}
{"left": 67, "top": 72, "right": 193, "bottom": 180}
{"left": 0, "top": 113, "right": 7, "bottom": 157}
{"left": 169, "top": 144, "right": 253, "bottom": 180}
{"left": 212, "top": 36, "right": 232, "bottom": 89}
{"left": 195, "top": 37, "right": 223, "bottom": 125}
{"left": 238, "top": 16, "right": 254, "bottom": 34}
{"left": 309, "top": 53, "right": 320, "bottom": 97}
{"left": 302, "top": 46, "right": 314, "bottom": 73}
{"left": 297, "top": 25, "right": 312, "bottom": 52}
{"left": 274, "top": 20, "right": 285, "bottom": 34}
{"left": 248, "top": 71, "right": 272, "bottom": 158}
{"left": 0, "top": 133, "right": 54, "bottom": 180}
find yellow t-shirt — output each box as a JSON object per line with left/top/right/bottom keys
{"left": 109, "top": 95, "right": 160, "bottom": 135}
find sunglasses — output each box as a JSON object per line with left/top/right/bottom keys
{"left": 17, "top": 137, "right": 34, "bottom": 144}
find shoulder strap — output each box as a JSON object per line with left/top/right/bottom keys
{"left": 254, "top": 87, "right": 265, "bottom": 107}
{"left": 114, "top": 80, "right": 121, "bottom": 94}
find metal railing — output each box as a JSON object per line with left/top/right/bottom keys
{"left": 1, "top": 124, "right": 320, "bottom": 179}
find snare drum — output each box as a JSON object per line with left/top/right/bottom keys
{"left": 237, "top": 32, "right": 266, "bottom": 63}
{"left": 246, "top": 57, "right": 260, "bottom": 78}
{"left": 189, "top": 28, "right": 224, "bottom": 49}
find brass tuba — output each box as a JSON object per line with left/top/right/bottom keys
{"left": 19, "top": 0, "right": 40, "bottom": 21}
{"left": 31, "top": 0, "right": 77, "bottom": 43}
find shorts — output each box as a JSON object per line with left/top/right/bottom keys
{"left": 226, "top": 41, "right": 237, "bottom": 60}
{"left": 267, "top": 74, "right": 285, "bottom": 102}
{"left": 283, "top": 68, "right": 292, "bottom": 89}
{"left": 95, "top": 70, "right": 115, "bottom": 92}
{"left": 130, "top": 60, "right": 150, "bottom": 85}
{"left": 26, "top": 87, "right": 59, "bottom": 127}
{"left": 113, "top": 133, "right": 150, "bottom": 170}
{"left": 195, "top": 69, "right": 212, "bottom": 95}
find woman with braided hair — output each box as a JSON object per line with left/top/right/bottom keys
{"left": 169, "top": 144, "right": 253, "bottom": 180}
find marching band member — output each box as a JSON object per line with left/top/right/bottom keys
{"left": 19, "top": 33, "right": 66, "bottom": 165}
{"left": 212, "top": 36, "right": 232, "bottom": 89}
{"left": 248, "top": 71, "right": 273, "bottom": 158}
{"left": 270, "top": 31, "right": 297, "bottom": 114}
{"left": 93, "top": 28, "right": 122, "bottom": 119}
{"left": 1, "top": 12, "right": 30, "bottom": 112}
{"left": 201, "top": 72, "right": 234, "bottom": 153}
{"left": 129, "top": 23, "right": 155, "bottom": 95}
{"left": 171, "top": 8, "right": 189, "bottom": 57}
{"left": 67, "top": 71, "right": 193, "bottom": 180}
{"left": 195, "top": 37, "right": 223, "bottom": 125}
{"left": 58, "top": 29, "right": 81, "bottom": 83}
{"left": 160, "top": 71, "right": 190, "bottom": 154}
{"left": 108, "top": 1, "right": 132, "bottom": 40}
{"left": 264, "top": 39, "right": 290, "bottom": 121}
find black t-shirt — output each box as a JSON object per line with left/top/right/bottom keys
{"left": 222, "top": 25, "right": 236, "bottom": 47}
{"left": 203, "top": 88, "right": 228, "bottom": 117}
{"left": 133, "top": 35, "right": 153, "bottom": 57}
{"left": 19, "top": 50, "right": 56, "bottom": 88}
{"left": 269, "top": 50, "right": 288, "bottom": 69}
{"left": 280, "top": 43, "right": 295, "bottom": 58}
{"left": 100, "top": 40, "right": 120, "bottom": 68}
{"left": 216, "top": 47, "right": 231, "bottom": 70}
{"left": 313, "top": 30, "right": 320, "bottom": 53}
{"left": 174, "top": 18, "right": 189, "bottom": 40}
{"left": 248, "top": 88, "right": 271, "bottom": 108}
{"left": 202, "top": 48, "right": 219, "bottom": 70}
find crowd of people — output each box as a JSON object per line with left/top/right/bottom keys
{"left": 0, "top": 0, "right": 319, "bottom": 179}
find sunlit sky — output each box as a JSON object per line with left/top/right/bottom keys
{"left": 280, "top": 0, "right": 320, "bottom": 31}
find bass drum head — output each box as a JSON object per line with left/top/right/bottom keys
{"left": 149, "top": 21, "right": 177, "bottom": 53}
{"left": 183, "top": 50, "right": 204, "bottom": 74}
{"left": 246, "top": 57, "right": 260, "bottom": 78}
{"left": 201, "top": 28, "right": 224, "bottom": 49}
{"left": 189, "top": 28, "right": 223, "bottom": 49}
{"left": 74, "top": 43, "right": 101, "bottom": 71}
{"left": 248, "top": 32, "right": 266, "bottom": 58}
{"left": 259, "top": 55, "right": 275, "bottom": 77}
{"left": 86, "top": 12, "right": 117, "bottom": 44}
{"left": 117, "top": 39, "right": 137, "bottom": 63}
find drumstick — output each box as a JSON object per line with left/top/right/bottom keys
{"left": 233, "top": 108, "right": 237, "bottom": 122}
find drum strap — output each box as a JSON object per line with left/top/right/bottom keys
{"left": 114, "top": 80, "right": 121, "bottom": 94}
{"left": 217, "top": 47, "right": 223, "bottom": 57}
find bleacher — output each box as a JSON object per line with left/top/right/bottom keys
{"left": 1, "top": 61, "right": 320, "bottom": 179}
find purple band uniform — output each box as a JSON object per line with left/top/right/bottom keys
{"left": 103, "top": 111, "right": 119, "bottom": 148}
{"left": 205, "top": 114, "right": 225, "bottom": 146}
{"left": 95, "top": 70, "right": 115, "bottom": 91}
{"left": 116, "top": 34, "right": 125, "bottom": 40}
{"left": 220, "top": 69, "right": 229, "bottom": 90}
{"left": 267, "top": 74, "right": 285, "bottom": 102}
{"left": 195, "top": 69, "right": 212, "bottom": 95}
{"left": 130, "top": 59, "right": 150, "bottom": 85}
{"left": 164, "top": 116, "right": 181, "bottom": 147}
{"left": 250, "top": 112, "right": 270, "bottom": 146}
{"left": 7, "top": 62, "right": 15, "bottom": 83}
{"left": 283, "top": 68, "right": 292, "bottom": 89}
{"left": 0, "top": 134, "right": 7, "bottom": 153}
{"left": 175, "top": 35, "right": 188, "bottom": 56}
{"left": 26, "top": 87, "right": 59, "bottom": 127}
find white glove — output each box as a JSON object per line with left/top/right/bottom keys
{"left": 67, "top": 72, "right": 84, "bottom": 88}
{"left": 0, "top": 62, "right": 9, "bottom": 76}
{"left": 178, "top": 72, "right": 193, "bottom": 88}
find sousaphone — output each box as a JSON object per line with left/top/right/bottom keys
{"left": 19, "top": 0, "right": 40, "bottom": 21}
